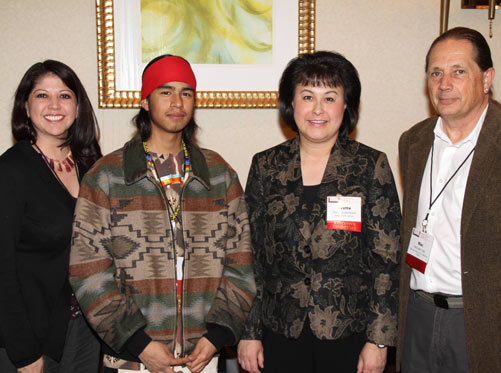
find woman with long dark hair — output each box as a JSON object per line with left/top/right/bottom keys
{"left": 0, "top": 60, "right": 102, "bottom": 372}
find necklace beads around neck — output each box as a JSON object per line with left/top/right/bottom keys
{"left": 33, "top": 142, "right": 75, "bottom": 172}
{"left": 143, "top": 140, "right": 190, "bottom": 221}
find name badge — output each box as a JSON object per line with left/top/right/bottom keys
{"left": 327, "top": 196, "right": 362, "bottom": 232}
{"left": 405, "top": 228, "right": 434, "bottom": 273}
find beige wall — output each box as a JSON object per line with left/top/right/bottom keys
{"left": 1, "top": 0, "right": 499, "bottom": 192}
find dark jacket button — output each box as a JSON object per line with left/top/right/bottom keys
{"left": 304, "top": 278, "right": 311, "bottom": 286}
{"left": 303, "top": 245, "right": 311, "bottom": 254}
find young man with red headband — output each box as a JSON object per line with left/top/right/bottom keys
{"left": 69, "top": 55, "right": 256, "bottom": 373}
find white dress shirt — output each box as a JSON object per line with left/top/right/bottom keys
{"left": 410, "top": 106, "right": 488, "bottom": 295}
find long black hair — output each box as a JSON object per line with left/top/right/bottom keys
{"left": 11, "top": 60, "right": 102, "bottom": 169}
{"left": 133, "top": 54, "right": 199, "bottom": 144}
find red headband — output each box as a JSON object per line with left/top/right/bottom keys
{"left": 141, "top": 56, "right": 197, "bottom": 99}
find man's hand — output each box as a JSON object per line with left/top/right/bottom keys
{"left": 139, "top": 341, "right": 191, "bottom": 373}
{"left": 357, "top": 342, "right": 387, "bottom": 373}
{"left": 186, "top": 337, "right": 217, "bottom": 373}
{"left": 18, "top": 356, "right": 43, "bottom": 373}
{"left": 237, "top": 339, "right": 264, "bottom": 373}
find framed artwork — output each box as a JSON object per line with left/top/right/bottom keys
{"left": 461, "top": 0, "right": 500, "bottom": 8}
{"left": 96, "top": 0, "right": 316, "bottom": 108}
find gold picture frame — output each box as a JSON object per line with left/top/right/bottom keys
{"left": 96, "top": 0, "right": 316, "bottom": 109}
{"left": 461, "top": 0, "right": 500, "bottom": 8}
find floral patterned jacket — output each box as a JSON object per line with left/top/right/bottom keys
{"left": 242, "top": 136, "right": 401, "bottom": 346}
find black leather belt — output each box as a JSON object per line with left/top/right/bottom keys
{"left": 414, "top": 290, "right": 463, "bottom": 309}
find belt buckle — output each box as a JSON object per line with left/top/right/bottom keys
{"left": 433, "top": 294, "right": 449, "bottom": 309}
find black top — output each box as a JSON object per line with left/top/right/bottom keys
{"left": 302, "top": 184, "right": 320, "bottom": 211}
{"left": 0, "top": 140, "right": 86, "bottom": 368}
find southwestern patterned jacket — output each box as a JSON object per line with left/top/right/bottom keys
{"left": 242, "top": 136, "right": 401, "bottom": 346}
{"left": 69, "top": 135, "right": 256, "bottom": 356}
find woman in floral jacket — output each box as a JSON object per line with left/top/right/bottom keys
{"left": 238, "top": 51, "right": 401, "bottom": 373}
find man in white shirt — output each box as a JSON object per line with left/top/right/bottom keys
{"left": 397, "top": 27, "right": 500, "bottom": 373}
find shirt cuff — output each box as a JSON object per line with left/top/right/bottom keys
{"left": 203, "top": 323, "right": 235, "bottom": 351}
{"left": 124, "top": 329, "right": 152, "bottom": 358}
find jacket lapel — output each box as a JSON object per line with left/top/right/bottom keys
{"left": 308, "top": 139, "right": 351, "bottom": 232}
{"left": 304, "top": 137, "right": 357, "bottom": 238}
{"left": 402, "top": 119, "right": 436, "bottom": 238}
{"left": 123, "top": 135, "right": 148, "bottom": 185}
{"left": 284, "top": 137, "right": 355, "bottom": 242}
{"left": 281, "top": 137, "right": 312, "bottom": 242}
{"left": 462, "top": 101, "right": 501, "bottom": 234}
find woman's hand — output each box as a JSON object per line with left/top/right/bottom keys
{"left": 357, "top": 342, "right": 387, "bottom": 373}
{"left": 238, "top": 339, "right": 264, "bottom": 373}
{"left": 17, "top": 356, "right": 43, "bottom": 373}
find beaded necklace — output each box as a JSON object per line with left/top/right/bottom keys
{"left": 143, "top": 141, "right": 190, "bottom": 221}
{"left": 33, "top": 142, "right": 74, "bottom": 172}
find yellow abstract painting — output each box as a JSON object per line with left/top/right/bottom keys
{"left": 141, "top": 0, "right": 272, "bottom": 64}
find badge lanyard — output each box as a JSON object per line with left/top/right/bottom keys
{"left": 421, "top": 143, "right": 475, "bottom": 233}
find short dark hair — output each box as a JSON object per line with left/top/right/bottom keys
{"left": 11, "top": 60, "right": 102, "bottom": 169}
{"left": 425, "top": 27, "right": 493, "bottom": 72}
{"left": 278, "top": 51, "right": 361, "bottom": 138}
{"left": 134, "top": 54, "right": 199, "bottom": 144}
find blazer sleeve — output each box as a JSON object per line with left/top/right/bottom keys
{"left": 241, "top": 154, "right": 266, "bottom": 340}
{"left": 398, "top": 130, "right": 410, "bottom": 191}
{"left": 364, "top": 152, "right": 402, "bottom": 346}
{"left": 0, "top": 160, "right": 42, "bottom": 368}
{"left": 69, "top": 169, "right": 148, "bottom": 354}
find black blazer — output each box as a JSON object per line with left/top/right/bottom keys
{"left": 242, "top": 136, "right": 401, "bottom": 346}
{"left": 0, "top": 140, "right": 86, "bottom": 368}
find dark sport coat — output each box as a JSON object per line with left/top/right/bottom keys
{"left": 397, "top": 100, "right": 501, "bottom": 372}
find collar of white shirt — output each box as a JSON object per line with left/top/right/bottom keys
{"left": 434, "top": 104, "right": 489, "bottom": 148}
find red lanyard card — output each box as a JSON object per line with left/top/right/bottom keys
{"left": 406, "top": 228, "right": 434, "bottom": 273}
